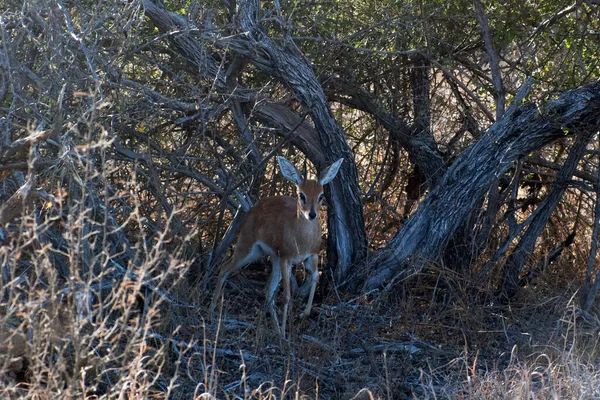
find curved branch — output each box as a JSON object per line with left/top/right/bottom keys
{"left": 324, "top": 75, "right": 447, "bottom": 188}
{"left": 143, "top": 0, "right": 368, "bottom": 280}
{"left": 232, "top": 0, "right": 369, "bottom": 280}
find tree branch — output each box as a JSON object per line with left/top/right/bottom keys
{"left": 356, "top": 79, "right": 600, "bottom": 292}
{"left": 474, "top": 0, "right": 505, "bottom": 119}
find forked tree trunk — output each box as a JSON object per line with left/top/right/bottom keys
{"left": 325, "top": 73, "right": 447, "bottom": 189}
{"left": 353, "top": 80, "right": 600, "bottom": 292}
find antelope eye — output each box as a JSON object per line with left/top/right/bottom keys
{"left": 299, "top": 192, "right": 307, "bottom": 203}
{"left": 318, "top": 193, "right": 325, "bottom": 203}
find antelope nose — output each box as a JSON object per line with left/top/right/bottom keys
{"left": 309, "top": 211, "right": 317, "bottom": 220}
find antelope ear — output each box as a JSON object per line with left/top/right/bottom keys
{"left": 319, "top": 158, "right": 343, "bottom": 185}
{"left": 278, "top": 156, "right": 303, "bottom": 185}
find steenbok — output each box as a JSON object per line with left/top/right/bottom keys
{"left": 210, "top": 156, "right": 343, "bottom": 337}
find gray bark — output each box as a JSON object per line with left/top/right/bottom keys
{"left": 357, "top": 79, "right": 600, "bottom": 292}
{"left": 582, "top": 148, "right": 600, "bottom": 311}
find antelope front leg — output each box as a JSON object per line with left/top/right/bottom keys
{"left": 280, "top": 259, "right": 292, "bottom": 338}
{"left": 265, "top": 257, "right": 282, "bottom": 334}
{"left": 300, "top": 254, "right": 319, "bottom": 319}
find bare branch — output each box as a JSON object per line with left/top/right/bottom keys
{"left": 474, "top": 0, "right": 505, "bottom": 119}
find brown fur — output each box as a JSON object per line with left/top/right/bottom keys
{"left": 237, "top": 195, "right": 322, "bottom": 259}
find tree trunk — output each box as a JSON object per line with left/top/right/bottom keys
{"left": 325, "top": 75, "right": 447, "bottom": 188}
{"left": 231, "top": 0, "right": 368, "bottom": 282}
{"left": 581, "top": 154, "right": 600, "bottom": 311}
{"left": 353, "top": 80, "right": 600, "bottom": 292}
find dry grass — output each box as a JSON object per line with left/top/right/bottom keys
{"left": 1, "top": 1, "right": 600, "bottom": 398}
{"left": 2, "top": 164, "right": 600, "bottom": 399}
{"left": 1, "top": 141, "right": 600, "bottom": 398}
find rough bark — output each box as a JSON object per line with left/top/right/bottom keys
{"left": 356, "top": 79, "right": 600, "bottom": 292}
